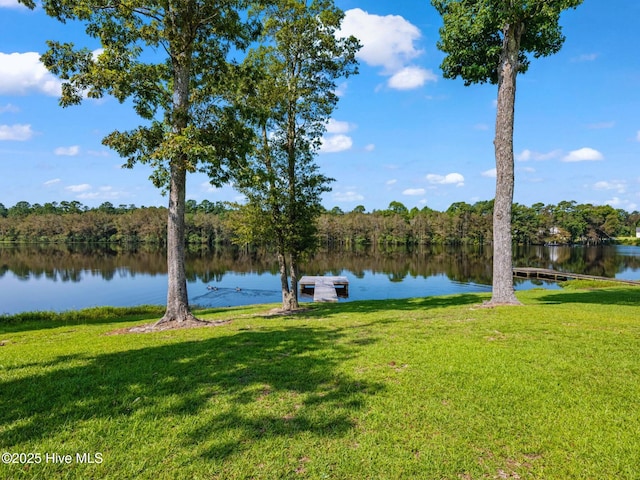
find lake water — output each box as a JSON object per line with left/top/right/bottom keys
{"left": 1, "top": 244, "right": 639, "bottom": 315}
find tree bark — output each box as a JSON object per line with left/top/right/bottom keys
{"left": 489, "top": 22, "right": 523, "bottom": 306}
{"left": 287, "top": 253, "right": 299, "bottom": 309}
{"left": 277, "top": 251, "right": 293, "bottom": 310}
{"left": 158, "top": 162, "right": 198, "bottom": 323}
{"left": 157, "top": 47, "right": 198, "bottom": 323}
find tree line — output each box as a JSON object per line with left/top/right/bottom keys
{"left": 2, "top": 199, "right": 638, "bottom": 246}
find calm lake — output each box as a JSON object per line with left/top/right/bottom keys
{"left": 1, "top": 244, "right": 640, "bottom": 315}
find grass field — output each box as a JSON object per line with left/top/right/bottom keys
{"left": 1, "top": 282, "right": 639, "bottom": 479}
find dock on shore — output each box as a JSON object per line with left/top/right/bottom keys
{"left": 513, "top": 267, "right": 640, "bottom": 286}
{"left": 299, "top": 276, "right": 349, "bottom": 302}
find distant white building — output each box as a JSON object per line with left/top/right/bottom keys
{"left": 636, "top": 227, "right": 640, "bottom": 238}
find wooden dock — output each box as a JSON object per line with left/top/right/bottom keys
{"left": 513, "top": 267, "right": 640, "bottom": 286}
{"left": 299, "top": 276, "right": 349, "bottom": 302}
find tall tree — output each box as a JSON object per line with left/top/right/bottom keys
{"left": 38, "top": 0, "right": 259, "bottom": 323}
{"left": 232, "top": 0, "right": 359, "bottom": 310}
{"left": 432, "top": 0, "right": 582, "bottom": 305}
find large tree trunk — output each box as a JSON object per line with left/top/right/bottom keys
{"left": 277, "top": 251, "right": 293, "bottom": 310}
{"left": 489, "top": 22, "right": 523, "bottom": 306}
{"left": 287, "top": 253, "right": 300, "bottom": 309}
{"left": 276, "top": 251, "right": 299, "bottom": 311}
{"left": 158, "top": 162, "right": 198, "bottom": 323}
{"left": 157, "top": 51, "right": 198, "bottom": 323}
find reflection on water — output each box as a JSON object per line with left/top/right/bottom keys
{"left": 1, "top": 243, "right": 639, "bottom": 314}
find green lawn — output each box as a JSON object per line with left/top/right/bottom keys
{"left": 1, "top": 284, "right": 639, "bottom": 479}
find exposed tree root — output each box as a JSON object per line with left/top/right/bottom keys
{"left": 481, "top": 299, "right": 524, "bottom": 308}
{"left": 107, "top": 317, "right": 230, "bottom": 335}
{"left": 105, "top": 305, "right": 312, "bottom": 335}
{"left": 153, "top": 311, "right": 202, "bottom": 328}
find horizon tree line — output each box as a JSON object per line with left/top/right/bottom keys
{"left": 1, "top": 199, "right": 638, "bottom": 247}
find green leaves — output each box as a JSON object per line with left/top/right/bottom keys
{"left": 40, "top": 0, "right": 261, "bottom": 175}
{"left": 432, "top": 0, "right": 584, "bottom": 85}
{"left": 230, "top": 0, "right": 357, "bottom": 257}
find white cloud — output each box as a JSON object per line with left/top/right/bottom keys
{"left": 54, "top": 145, "right": 80, "bottom": 156}
{"left": 75, "top": 192, "right": 97, "bottom": 200}
{"left": 402, "top": 188, "right": 426, "bottom": 196}
{"left": 0, "top": 0, "right": 28, "bottom": 8}
{"left": 593, "top": 180, "right": 626, "bottom": 193}
{"left": 320, "top": 134, "right": 353, "bottom": 153}
{"left": 87, "top": 149, "right": 110, "bottom": 157}
{"left": 334, "top": 81, "right": 348, "bottom": 97}
{"left": 92, "top": 48, "right": 104, "bottom": 61}
{"left": 605, "top": 197, "right": 626, "bottom": 208}
{"left": 340, "top": 8, "right": 422, "bottom": 72}
{"left": 65, "top": 183, "right": 92, "bottom": 193}
{"left": 0, "top": 52, "right": 62, "bottom": 96}
{"left": 563, "top": 147, "right": 604, "bottom": 162}
{"left": 571, "top": 53, "right": 598, "bottom": 62}
{"left": 200, "top": 181, "right": 217, "bottom": 193}
{"left": 516, "top": 149, "right": 562, "bottom": 162}
{"left": 339, "top": 8, "right": 432, "bottom": 91}
{"left": 474, "top": 123, "right": 490, "bottom": 131}
{"left": 0, "top": 123, "right": 33, "bottom": 141}
{"left": 320, "top": 119, "right": 355, "bottom": 153}
{"left": 516, "top": 149, "right": 534, "bottom": 161}
{"left": 326, "top": 119, "right": 352, "bottom": 134}
{"left": 333, "top": 190, "right": 364, "bottom": 202}
{"left": 586, "top": 121, "right": 614, "bottom": 130}
{"left": 69, "top": 185, "right": 130, "bottom": 201}
{"left": 0, "top": 103, "right": 19, "bottom": 114}
{"left": 44, "top": 178, "right": 61, "bottom": 186}
{"left": 426, "top": 172, "right": 465, "bottom": 187}
{"left": 364, "top": 144, "right": 376, "bottom": 152}
{"left": 386, "top": 179, "right": 397, "bottom": 185}
{"left": 481, "top": 168, "right": 496, "bottom": 178}
{"left": 388, "top": 66, "right": 437, "bottom": 90}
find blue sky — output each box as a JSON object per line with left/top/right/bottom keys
{"left": 0, "top": 0, "right": 639, "bottom": 213}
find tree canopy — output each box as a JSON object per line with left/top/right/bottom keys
{"left": 433, "top": 0, "right": 581, "bottom": 85}
{"left": 38, "top": 0, "right": 262, "bottom": 323}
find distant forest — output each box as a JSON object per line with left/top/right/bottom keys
{"left": 1, "top": 199, "right": 639, "bottom": 247}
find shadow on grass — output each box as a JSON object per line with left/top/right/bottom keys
{"left": 1, "top": 325, "right": 384, "bottom": 462}
{"left": 0, "top": 306, "right": 242, "bottom": 335}
{"left": 0, "top": 305, "right": 168, "bottom": 334}
{"left": 301, "top": 293, "right": 487, "bottom": 319}
{"left": 535, "top": 287, "right": 640, "bottom": 306}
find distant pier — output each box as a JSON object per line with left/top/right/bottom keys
{"left": 299, "top": 276, "right": 349, "bottom": 302}
{"left": 513, "top": 267, "right": 640, "bottom": 286}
